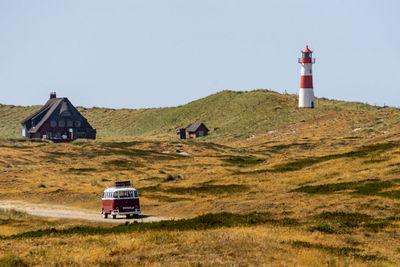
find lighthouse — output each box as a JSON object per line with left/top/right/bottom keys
{"left": 298, "top": 45, "right": 315, "bottom": 108}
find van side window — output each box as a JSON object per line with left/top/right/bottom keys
{"left": 134, "top": 190, "right": 138, "bottom": 198}
{"left": 114, "top": 192, "right": 118, "bottom": 198}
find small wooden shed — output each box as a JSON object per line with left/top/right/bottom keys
{"left": 176, "top": 128, "right": 186, "bottom": 139}
{"left": 186, "top": 122, "right": 209, "bottom": 138}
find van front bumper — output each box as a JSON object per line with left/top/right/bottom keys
{"left": 110, "top": 210, "right": 141, "bottom": 216}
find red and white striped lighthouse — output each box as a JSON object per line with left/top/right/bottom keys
{"left": 298, "top": 45, "right": 315, "bottom": 108}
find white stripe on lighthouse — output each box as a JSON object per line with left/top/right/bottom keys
{"left": 299, "top": 88, "right": 314, "bottom": 108}
{"left": 301, "top": 64, "right": 313, "bottom": 76}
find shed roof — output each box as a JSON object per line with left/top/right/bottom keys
{"left": 186, "top": 122, "right": 209, "bottom": 132}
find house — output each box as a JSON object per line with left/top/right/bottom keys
{"left": 21, "top": 92, "right": 96, "bottom": 142}
{"left": 186, "top": 122, "right": 209, "bottom": 138}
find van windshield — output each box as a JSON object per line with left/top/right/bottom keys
{"left": 119, "top": 191, "right": 134, "bottom": 198}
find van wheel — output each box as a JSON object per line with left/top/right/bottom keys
{"left": 112, "top": 214, "right": 117, "bottom": 219}
{"left": 133, "top": 214, "right": 139, "bottom": 218}
{"left": 126, "top": 214, "right": 131, "bottom": 219}
{"left": 103, "top": 213, "right": 108, "bottom": 219}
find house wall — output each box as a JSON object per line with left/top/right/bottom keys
{"left": 37, "top": 119, "right": 95, "bottom": 140}
{"left": 86, "top": 131, "right": 96, "bottom": 139}
{"left": 195, "top": 125, "right": 209, "bottom": 137}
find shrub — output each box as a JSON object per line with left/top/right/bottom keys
{"left": 0, "top": 254, "right": 28, "bottom": 267}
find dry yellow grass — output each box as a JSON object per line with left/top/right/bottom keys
{"left": 0, "top": 109, "right": 400, "bottom": 265}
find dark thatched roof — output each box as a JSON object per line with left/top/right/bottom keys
{"left": 22, "top": 97, "right": 93, "bottom": 134}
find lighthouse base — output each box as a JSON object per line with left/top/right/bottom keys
{"left": 299, "top": 88, "right": 314, "bottom": 108}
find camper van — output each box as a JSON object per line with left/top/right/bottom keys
{"left": 101, "top": 181, "right": 141, "bottom": 219}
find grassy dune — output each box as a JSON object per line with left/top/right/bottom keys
{"left": 2, "top": 89, "right": 399, "bottom": 139}
{"left": 1, "top": 90, "right": 400, "bottom": 265}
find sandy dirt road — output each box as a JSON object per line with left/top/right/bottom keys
{"left": 0, "top": 200, "right": 171, "bottom": 224}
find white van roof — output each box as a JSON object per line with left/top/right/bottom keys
{"left": 104, "top": 187, "right": 137, "bottom": 193}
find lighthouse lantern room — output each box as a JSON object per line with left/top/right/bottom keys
{"left": 298, "top": 45, "right": 316, "bottom": 108}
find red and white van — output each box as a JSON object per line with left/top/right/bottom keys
{"left": 101, "top": 181, "right": 141, "bottom": 219}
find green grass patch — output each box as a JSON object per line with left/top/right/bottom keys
{"left": 97, "top": 141, "right": 145, "bottom": 149}
{"left": 164, "top": 184, "right": 249, "bottom": 195}
{"left": 219, "top": 155, "right": 264, "bottom": 167}
{"left": 288, "top": 240, "right": 361, "bottom": 255}
{"left": 139, "top": 183, "right": 249, "bottom": 196}
{"left": 0, "top": 254, "right": 28, "bottom": 267}
{"left": 4, "top": 212, "right": 299, "bottom": 239}
{"left": 273, "top": 142, "right": 399, "bottom": 172}
{"left": 307, "top": 211, "right": 396, "bottom": 234}
{"left": 67, "top": 167, "right": 98, "bottom": 174}
{"left": 386, "top": 163, "right": 400, "bottom": 175}
{"left": 354, "top": 180, "right": 394, "bottom": 196}
{"left": 287, "top": 240, "right": 385, "bottom": 261}
{"left": 291, "top": 178, "right": 398, "bottom": 199}
{"left": 378, "top": 190, "right": 400, "bottom": 199}
{"left": 139, "top": 176, "right": 164, "bottom": 182}
{"left": 362, "top": 157, "right": 389, "bottom": 164}
{"left": 102, "top": 159, "right": 143, "bottom": 170}
{"left": 138, "top": 185, "right": 162, "bottom": 193}
{"left": 231, "top": 168, "right": 270, "bottom": 175}
{"left": 363, "top": 221, "right": 392, "bottom": 232}
{"left": 264, "top": 142, "right": 315, "bottom": 152}
{"left": 146, "top": 233, "right": 177, "bottom": 244}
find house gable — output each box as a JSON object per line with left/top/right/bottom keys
{"left": 22, "top": 94, "right": 96, "bottom": 141}
{"left": 186, "top": 122, "right": 209, "bottom": 138}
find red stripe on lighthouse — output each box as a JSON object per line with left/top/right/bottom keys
{"left": 300, "top": 76, "right": 313, "bottom": 88}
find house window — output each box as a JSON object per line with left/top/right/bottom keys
{"left": 61, "top": 111, "right": 71, "bottom": 117}
{"left": 50, "top": 121, "right": 57, "bottom": 127}
{"left": 74, "top": 121, "right": 81, "bottom": 127}
{"left": 59, "top": 121, "right": 65, "bottom": 127}
{"left": 67, "top": 120, "right": 73, "bottom": 127}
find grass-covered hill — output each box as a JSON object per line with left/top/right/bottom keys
{"left": 2, "top": 90, "right": 400, "bottom": 265}
{"left": 1, "top": 89, "right": 399, "bottom": 139}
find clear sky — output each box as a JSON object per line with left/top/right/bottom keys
{"left": 0, "top": 0, "right": 399, "bottom": 109}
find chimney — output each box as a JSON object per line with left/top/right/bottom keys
{"left": 50, "top": 92, "right": 57, "bottom": 99}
